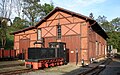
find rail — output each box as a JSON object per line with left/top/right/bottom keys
{"left": 79, "top": 58, "right": 112, "bottom": 75}
{"left": 0, "top": 69, "right": 34, "bottom": 75}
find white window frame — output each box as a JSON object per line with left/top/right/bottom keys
{"left": 37, "top": 29, "right": 41, "bottom": 40}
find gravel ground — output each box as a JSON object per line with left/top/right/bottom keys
{"left": 21, "top": 64, "right": 97, "bottom": 75}
{"left": 21, "top": 59, "right": 106, "bottom": 75}
{"left": 1, "top": 58, "right": 118, "bottom": 75}
{"left": 21, "top": 64, "right": 81, "bottom": 75}
{"left": 99, "top": 58, "right": 120, "bottom": 75}
{"left": 0, "top": 66, "right": 27, "bottom": 73}
{"left": 0, "top": 60, "right": 24, "bottom": 66}
{"left": 21, "top": 58, "right": 120, "bottom": 75}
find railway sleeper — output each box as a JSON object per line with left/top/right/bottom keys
{"left": 79, "top": 58, "right": 112, "bottom": 75}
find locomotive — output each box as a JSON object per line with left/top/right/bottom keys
{"left": 25, "top": 42, "right": 68, "bottom": 69}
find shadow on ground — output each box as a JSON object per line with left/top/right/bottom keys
{"left": 62, "top": 66, "right": 90, "bottom": 75}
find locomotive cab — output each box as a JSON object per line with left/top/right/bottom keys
{"left": 49, "top": 42, "right": 66, "bottom": 49}
{"left": 49, "top": 42, "right": 67, "bottom": 64}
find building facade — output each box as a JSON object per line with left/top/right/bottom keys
{"left": 11, "top": 7, "right": 108, "bottom": 64}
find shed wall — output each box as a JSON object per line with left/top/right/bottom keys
{"left": 13, "top": 9, "right": 107, "bottom": 64}
{"left": 37, "top": 11, "right": 87, "bottom": 63}
{"left": 14, "top": 29, "right": 37, "bottom": 59}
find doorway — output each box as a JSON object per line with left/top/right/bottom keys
{"left": 19, "top": 39, "right": 30, "bottom": 60}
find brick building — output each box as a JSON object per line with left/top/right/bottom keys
{"left": 11, "top": 7, "right": 108, "bottom": 64}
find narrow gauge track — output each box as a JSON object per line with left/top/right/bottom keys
{"left": 79, "top": 58, "right": 112, "bottom": 75}
{"left": 0, "top": 63, "right": 24, "bottom": 68}
{"left": 0, "top": 69, "right": 34, "bottom": 75}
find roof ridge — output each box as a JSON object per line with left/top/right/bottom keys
{"left": 35, "top": 7, "right": 95, "bottom": 27}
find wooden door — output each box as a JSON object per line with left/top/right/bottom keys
{"left": 19, "top": 39, "right": 30, "bottom": 60}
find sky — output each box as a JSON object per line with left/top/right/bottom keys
{"left": 41, "top": 0, "right": 120, "bottom": 21}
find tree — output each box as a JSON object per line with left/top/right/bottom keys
{"left": 0, "top": 18, "right": 8, "bottom": 48}
{"left": 22, "top": 0, "right": 42, "bottom": 26}
{"left": 100, "top": 21, "right": 114, "bottom": 32}
{"left": 96, "top": 15, "right": 107, "bottom": 24}
{"left": 96, "top": 16, "right": 120, "bottom": 51}
{"left": 110, "top": 17, "right": 120, "bottom": 31}
{"left": 40, "top": 3, "right": 54, "bottom": 19}
{"left": 89, "top": 13, "right": 94, "bottom": 19}
{"left": 106, "top": 17, "right": 120, "bottom": 51}
{"left": 0, "top": 0, "right": 14, "bottom": 48}
{"left": 13, "top": 0, "right": 23, "bottom": 17}
{"left": 0, "top": 0, "right": 54, "bottom": 49}
{"left": 22, "top": 0, "right": 54, "bottom": 26}
{"left": 107, "top": 31, "right": 120, "bottom": 51}
{"left": 12, "top": 17, "right": 29, "bottom": 31}
{"left": 0, "top": 0, "right": 13, "bottom": 19}
{"left": 96, "top": 15, "right": 113, "bottom": 32}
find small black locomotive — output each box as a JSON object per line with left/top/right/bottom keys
{"left": 25, "top": 42, "right": 68, "bottom": 69}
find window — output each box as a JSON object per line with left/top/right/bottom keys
{"left": 37, "top": 29, "right": 41, "bottom": 40}
{"left": 95, "top": 41, "right": 98, "bottom": 56}
{"left": 57, "top": 24, "right": 61, "bottom": 39}
{"left": 96, "top": 41, "right": 99, "bottom": 56}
